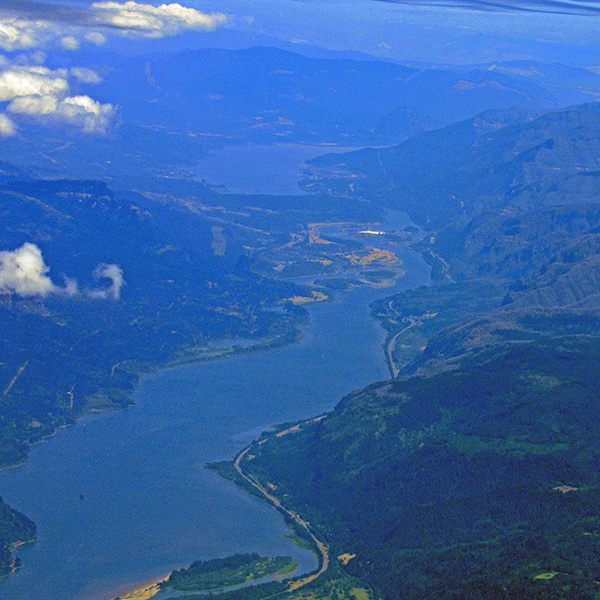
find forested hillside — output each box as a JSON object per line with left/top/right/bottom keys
{"left": 0, "top": 174, "right": 306, "bottom": 468}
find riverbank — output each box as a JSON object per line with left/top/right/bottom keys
{"left": 111, "top": 418, "right": 329, "bottom": 600}
{"left": 197, "top": 422, "right": 331, "bottom": 596}
{"left": 110, "top": 262, "right": 430, "bottom": 600}
{"left": 114, "top": 576, "right": 169, "bottom": 600}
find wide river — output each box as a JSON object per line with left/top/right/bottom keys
{"left": 0, "top": 148, "right": 430, "bottom": 600}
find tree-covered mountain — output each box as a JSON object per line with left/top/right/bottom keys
{"left": 302, "top": 103, "right": 600, "bottom": 229}
{"left": 250, "top": 328, "right": 600, "bottom": 599}
{"left": 0, "top": 498, "right": 35, "bottom": 579}
{"left": 242, "top": 102, "right": 600, "bottom": 599}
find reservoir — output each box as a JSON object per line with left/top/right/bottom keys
{"left": 0, "top": 148, "right": 430, "bottom": 600}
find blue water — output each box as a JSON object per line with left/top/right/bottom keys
{"left": 194, "top": 144, "right": 359, "bottom": 196}
{"left": 0, "top": 248, "right": 430, "bottom": 600}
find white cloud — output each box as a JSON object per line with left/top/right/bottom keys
{"left": 0, "top": 3, "right": 227, "bottom": 52}
{"left": 60, "top": 35, "right": 80, "bottom": 50}
{"left": 0, "top": 19, "right": 40, "bottom": 51}
{"left": 91, "top": 1, "right": 227, "bottom": 36}
{"left": 0, "top": 65, "right": 68, "bottom": 102}
{"left": 0, "top": 2, "right": 226, "bottom": 133}
{"left": 0, "top": 243, "right": 65, "bottom": 296}
{"left": 0, "top": 112, "right": 16, "bottom": 136}
{"left": 88, "top": 263, "right": 125, "bottom": 300}
{"left": 56, "top": 95, "right": 115, "bottom": 134}
{"left": 0, "top": 64, "right": 114, "bottom": 133}
{"left": 71, "top": 67, "right": 102, "bottom": 84}
{"left": 8, "top": 93, "right": 58, "bottom": 115}
{"left": 0, "top": 243, "right": 125, "bottom": 300}
{"left": 8, "top": 93, "right": 115, "bottom": 134}
{"left": 84, "top": 31, "right": 107, "bottom": 45}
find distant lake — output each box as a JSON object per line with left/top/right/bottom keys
{"left": 194, "top": 144, "right": 359, "bottom": 195}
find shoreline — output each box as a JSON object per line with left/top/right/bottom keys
{"left": 0, "top": 423, "right": 72, "bottom": 474}
{"left": 2, "top": 326, "right": 306, "bottom": 470}
{"left": 112, "top": 555, "right": 300, "bottom": 600}
{"left": 229, "top": 417, "right": 331, "bottom": 593}
{"left": 112, "top": 575, "right": 170, "bottom": 600}
{"left": 0, "top": 328, "right": 308, "bottom": 593}
{"left": 158, "top": 328, "right": 304, "bottom": 371}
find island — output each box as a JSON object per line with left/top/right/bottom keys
{"left": 161, "top": 553, "right": 297, "bottom": 592}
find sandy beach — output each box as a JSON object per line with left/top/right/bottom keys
{"left": 113, "top": 575, "right": 170, "bottom": 600}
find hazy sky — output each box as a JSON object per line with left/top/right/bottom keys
{"left": 186, "top": 0, "right": 600, "bottom": 63}
{"left": 0, "top": 0, "right": 599, "bottom": 64}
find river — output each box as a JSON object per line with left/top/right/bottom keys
{"left": 0, "top": 149, "right": 430, "bottom": 600}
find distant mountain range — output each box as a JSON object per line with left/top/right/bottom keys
{"left": 89, "top": 46, "right": 557, "bottom": 139}
{"left": 4, "top": 47, "right": 598, "bottom": 184}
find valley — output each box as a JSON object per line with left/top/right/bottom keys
{"left": 2, "top": 5, "right": 600, "bottom": 599}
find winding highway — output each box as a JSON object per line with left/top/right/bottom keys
{"left": 233, "top": 419, "right": 330, "bottom": 594}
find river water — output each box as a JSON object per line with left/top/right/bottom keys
{"left": 0, "top": 148, "right": 430, "bottom": 600}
